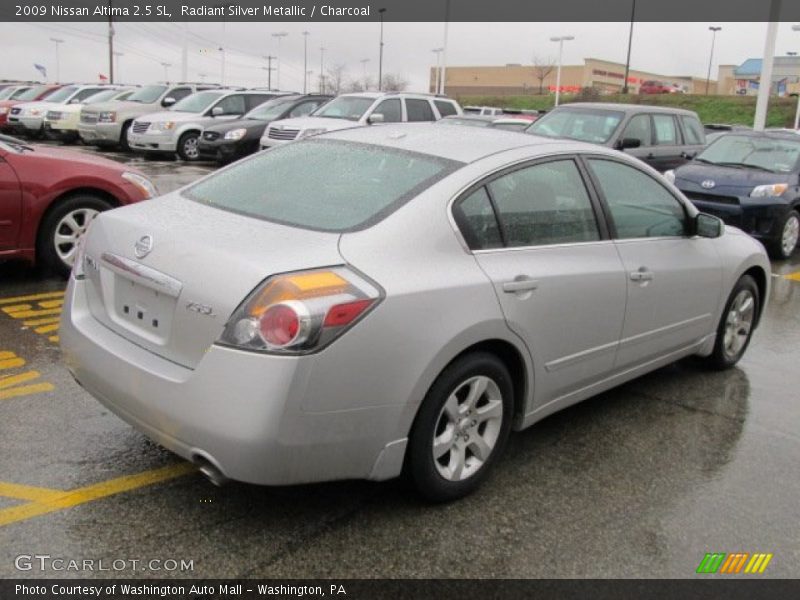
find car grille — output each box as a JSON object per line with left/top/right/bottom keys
{"left": 10, "top": 107, "right": 21, "bottom": 115}
{"left": 267, "top": 127, "right": 299, "bottom": 141}
{"left": 81, "top": 113, "right": 98, "bottom": 124}
{"left": 132, "top": 121, "right": 150, "bottom": 134}
{"left": 684, "top": 191, "right": 740, "bottom": 206}
{"left": 46, "top": 111, "right": 62, "bottom": 121}
{"left": 203, "top": 131, "right": 220, "bottom": 141}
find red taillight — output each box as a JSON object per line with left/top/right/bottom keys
{"left": 324, "top": 299, "right": 373, "bottom": 327}
{"left": 259, "top": 303, "right": 300, "bottom": 346}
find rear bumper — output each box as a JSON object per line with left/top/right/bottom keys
{"left": 59, "top": 278, "right": 404, "bottom": 486}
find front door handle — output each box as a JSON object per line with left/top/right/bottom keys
{"left": 629, "top": 268, "right": 654, "bottom": 282}
{"left": 502, "top": 276, "right": 539, "bottom": 293}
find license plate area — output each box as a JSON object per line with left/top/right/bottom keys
{"left": 110, "top": 275, "right": 175, "bottom": 344}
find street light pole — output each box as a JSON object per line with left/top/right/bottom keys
{"left": 262, "top": 55, "right": 275, "bottom": 89}
{"left": 706, "top": 26, "right": 722, "bottom": 95}
{"left": 113, "top": 52, "right": 123, "bottom": 81}
{"left": 378, "top": 8, "right": 386, "bottom": 91}
{"left": 218, "top": 47, "right": 226, "bottom": 86}
{"left": 272, "top": 32, "right": 288, "bottom": 90}
{"left": 302, "top": 31, "right": 310, "bottom": 94}
{"left": 432, "top": 48, "right": 443, "bottom": 93}
{"left": 161, "top": 62, "right": 171, "bottom": 83}
{"left": 793, "top": 25, "right": 800, "bottom": 130}
{"left": 622, "top": 0, "right": 636, "bottom": 94}
{"left": 439, "top": 0, "right": 450, "bottom": 95}
{"left": 754, "top": 0, "right": 782, "bottom": 132}
{"left": 49, "top": 38, "right": 64, "bottom": 83}
{"left": 550, "top": 36, "right": 574, "bottom": 107}
{"left": 319, "top": 46, "right": 326, "bottom": 93}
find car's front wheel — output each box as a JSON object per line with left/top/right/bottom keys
{"left": 769, "top": 210, "right": 799, "bottom": 259}
{"left": 704, "top": 274, "right": 760, "bottom": 370}
{"left": 38, "top": 194, "right": 113, "bottom": 277}
{"left": 177, "top": 131, "right": 200, "bottom": 161}
{"left": 407, "top": 352, "right": 513, "bottom": 502}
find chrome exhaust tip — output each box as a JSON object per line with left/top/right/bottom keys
{"left": 193, "top": 455, "right": 229, "bottom": 487}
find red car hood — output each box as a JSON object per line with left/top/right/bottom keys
{"left": 26, "top": 145, "right": 129, "bottom": 172}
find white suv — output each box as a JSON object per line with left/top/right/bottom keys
{"left": 260, "top": 92, "right": 461, "bottom": 149}
{"left": 128, "top": 89, "right": 278, "bottom": 160}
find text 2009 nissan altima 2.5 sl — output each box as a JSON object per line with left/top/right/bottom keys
{"left": 60, "top": 124, "right": 770, "bottom": 502}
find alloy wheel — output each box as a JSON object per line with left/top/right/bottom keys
{"left": 723, "top": 289, "right": 755, "bottom": 360}
{"left": 183, "top": 136, "right": 199, "bottom": 159}
{"left": 432, "top": 375, "right": 504, "bottom": 482}
{"left": 53, "top": 207, "right": 99, "bottom": 266}
{"left": 781, "top": 213, "right": 799, "bottom": 258}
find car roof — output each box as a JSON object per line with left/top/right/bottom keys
{"left": 717, "top": 129, "right": 800, "bottom": 142}
{"left": 552, "top": 102, "right": 697, "bottom": 116}
{"left": 323, "top": 123, "right": 606, "bottom": 163}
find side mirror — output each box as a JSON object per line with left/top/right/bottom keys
{"left": 615, "top": 137, "right": 642, "bottom": 150}
{"left": 211, "top": 106, "right": 224, "bottom": 117}
{"left": 694, "top": 213, "right": 723, "bottom": 238}
{"left": 367, "top": 113, "right": 385, "bottom": 124}
{"left": 162, "top": 97, "right": 176, "bottom": 107}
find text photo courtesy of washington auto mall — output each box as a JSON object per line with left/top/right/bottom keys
{"left": 1, "top": 0, "right": 800, "bottom": 598}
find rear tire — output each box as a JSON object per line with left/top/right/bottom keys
{"left": 38, "top": 194, "right": 113, "bottom": 278}
{"left": 704, "top": 274, "right": 759, "bottom": 370}
{"left": 407, "top": 352, "right": 513, "bottom": 502}
{"left": 177, "top": 131, "right": 200, "bottom": 161}
{"left": 768, "top": 210, "right": 799, "bottom": 259}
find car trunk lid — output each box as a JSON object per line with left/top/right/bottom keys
{"left": 81, "top": 194, "right": 343, "bottom": 368}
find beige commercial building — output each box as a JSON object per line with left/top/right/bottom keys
{"left": 431, "top": 58, "right": 717, "bottom": 97}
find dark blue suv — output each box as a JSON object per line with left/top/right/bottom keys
{"left": 666, "top": 131, "right": 800, "bottom": 259}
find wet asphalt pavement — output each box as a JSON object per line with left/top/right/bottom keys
{"left": 1, "top": 142, "right": 799, "bottom": 579}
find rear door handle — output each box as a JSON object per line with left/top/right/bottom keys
{"left": 502, "top": 277, "right": 539, "bottom": 293}
{"left": 629, "top": 268, "right": 654, "bottom": 282}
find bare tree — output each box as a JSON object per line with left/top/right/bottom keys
{"left": 326, "top": 63, "right": 347, "bottom": 95}
{"left": 532, "top": 56, "right": 555, "bottom": 95}
{"left": 345, "top": 74, "right": 376, "bottom": 93}
{"left": 380, "top": 73, "right": 409, "bottom": 92}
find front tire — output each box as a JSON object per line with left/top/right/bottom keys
{"left": 769, "top": 210, "right": 799, "bottom": 259}
{"left": 704, "top": 274, "right": 759, "bottom": 370}
{"left": 177, "top": 131, "right": 200, "bottom": 161}
{"left": 119, "top": 121, "right": 132, "bottom": 151}
{"left": 407, "top": 352, "right": 513, "bottom": 502}
{"left": 38, "top": 195, "right": 113, "bottom": 277}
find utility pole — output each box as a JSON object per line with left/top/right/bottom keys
{"left": 219, "top": 47, "right": 226, "bottom": 86}
{"left": 263, "top": 55, "right": 276, "bottom": 89}
{"left": 181, "top": 22, "right": 188, "bottom": 82}
{"left": 161, "top": 62, "right": 171, "bottom": 82}
{"left": 307, "top": 70, "right": 313, "bottom": 92}
{"left": 50, "top": 38, "right": 64, "bottom": 83}
{"left": 108, "top": 1, "right": 114, "bottom": 83}
{"left": 550, "top": 36, "right": 575, "bottom": 107}
{"left": 622, "top": 0, "right": 636, "bottom": 93}
{"left": 706, "top": 27, "right": 722, "bottom": 95}
{"left": 432, "top": 48, "right": 443, "bottom": 93}
{"left": 378, "top": 8, "right": 386, "bottom": 90}
{"left": 302, "top": 31, "right": 310, "bottom": 94}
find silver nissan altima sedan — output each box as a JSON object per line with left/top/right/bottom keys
{"left": 60, "top": 124, "right": 770, "bottom": 501}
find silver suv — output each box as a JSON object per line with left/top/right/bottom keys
{"left": 79, "top": 83, "right": 220, "bottom": 150}
{"left": 260, "top": 92, "right": 461, "bottom": 149}
{"left": 128, "top": 90, "right": 279, "bottom": 160}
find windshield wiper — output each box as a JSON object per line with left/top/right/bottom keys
{"left": 716, "top": 161, "right": 775, "bottom": 172}
{"left": 692, "top": 157, "right": 717, "bottom": 165}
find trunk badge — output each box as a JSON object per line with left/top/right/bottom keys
{"left": 134, "top": 235, "right": 153, "bottom": 258}
{"left": 701, "top": 180, "right": 716, "bottom": 189}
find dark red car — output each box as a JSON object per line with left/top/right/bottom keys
{"left": 0, "top": 84, "right": 62, "bottom": 131}
{"left": 639, "top": 80, "right": 683, "bottom": 95}
{"left": 0, "top": 134, "right": 156, "bottom": 276}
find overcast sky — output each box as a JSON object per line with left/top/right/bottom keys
{"left": 2, "top": 21, "right": 800, "bottom": 91}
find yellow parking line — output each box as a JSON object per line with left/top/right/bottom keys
{"left": 0, "top": 291, "right": 64, "bottom": 305}
{"left": 0, "top": 383, "right": 55, "bottom": 401}
{"left": 34, "top": 323, "right": 59, "bottom": 334}
{"left": 37, "top": 299, "right": 64, "bottom": 309}
{"left": 0, "top": 371, "right": 42, "bottom": 389}
{"left": 49, "top": 336, "right": 59, "bottom": 343}
{"left": 0, "top": 482, "right": 63, "bottom": 503}
{"left": 22, "top": 317, "right": 61, "bottom": 327}
{"left": 1, "top": 308, "right": 62, "bottom": 319}
{"left": 785, "top": 271, "right": 800, "bottom": 282}
{"left": 0, "top": 463, "right": 196, "bottom": 527}
{"left": 0, "top": 357, "right": 26, "bottom": 370}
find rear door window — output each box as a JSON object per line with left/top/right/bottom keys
{"left": 214, "top": 94, "right": 246, "bottom": 115}
{"left": 453, "top": 187, "right": 503, "bottom": 250}
{"left": 405, "top": 99, "right": 436, "bottom": 122}
{"left": 653, "top": 115, "right": 679, "bottom": 145}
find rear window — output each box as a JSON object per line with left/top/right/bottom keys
{"left": 185, "top": 140, "right": 459, "bottom": 231}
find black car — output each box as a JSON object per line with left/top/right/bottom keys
{"left": 666, "top": 131, "right": 800, "bottom": 259}
{"left": 526, "top": 103, "right": 706, "bottom": 172}
{"left": 198, "top": 94, "right": 332, "bottom": 164}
